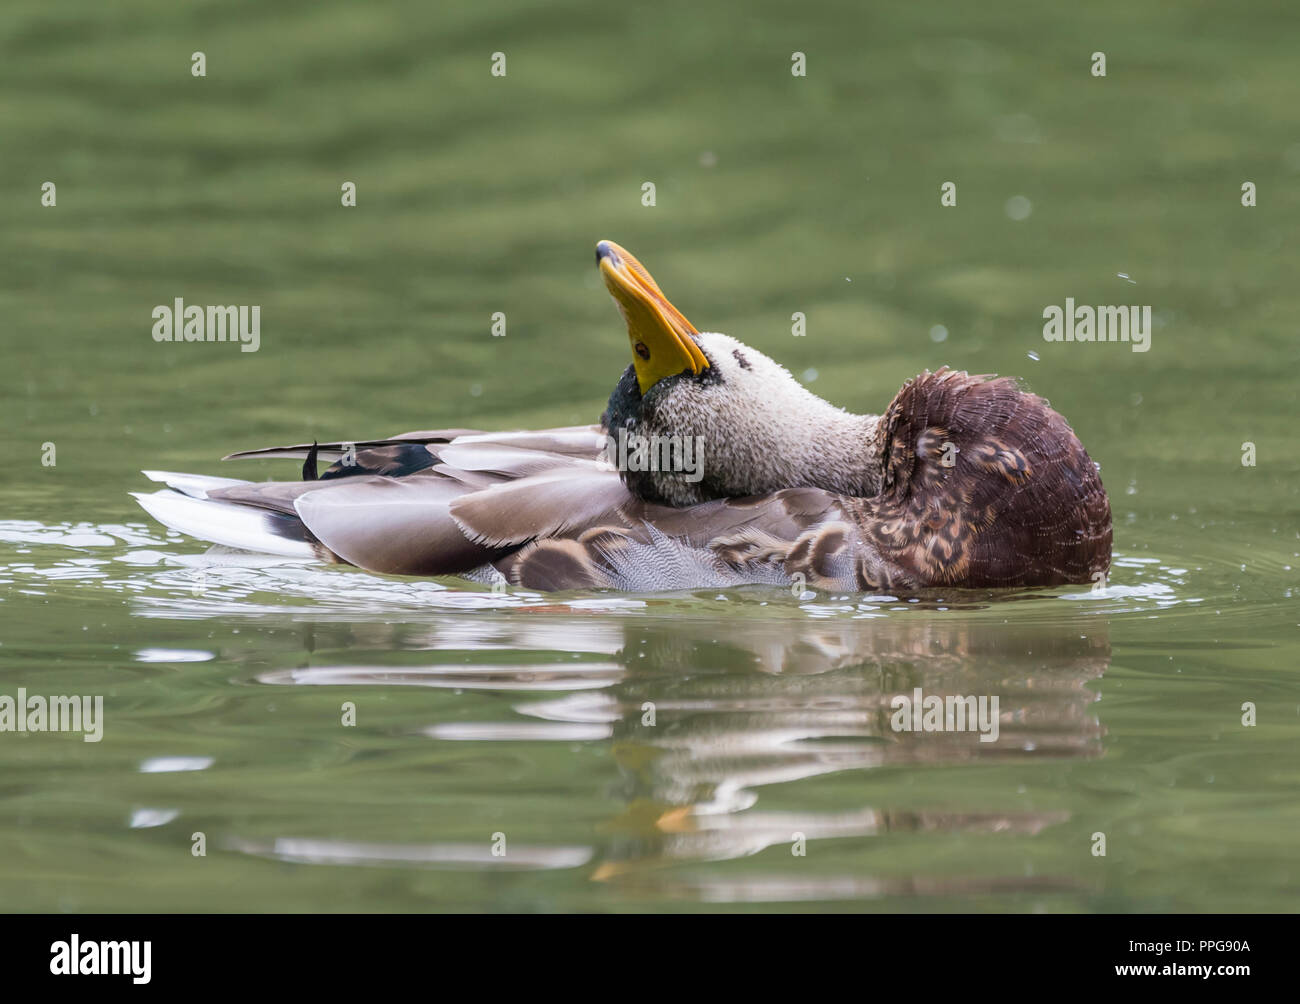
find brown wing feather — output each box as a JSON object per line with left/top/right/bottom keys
{"left": 208, "top": 479, "right": 322, "bottom": 516}
{"left": 494, "top": 488, "right": 847, "bottom": 590}
{"left": 449, "top": 467, "right": 634, "bottom": 549}
{"left": 291, "top": 472, "right": 508, "bottom": 575}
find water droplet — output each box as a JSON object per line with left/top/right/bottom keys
{"left": 1004, "top": 195, "right": 1033, "bottom": 221}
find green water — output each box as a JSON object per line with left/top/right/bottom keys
{"left": 1, "top": 0, "right": 1297, "bottom": 912}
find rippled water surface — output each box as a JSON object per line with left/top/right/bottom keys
{"left": 2, "top": 0, "right": 1298, "bottom": 911}
{"left": 2, "top": 484, "right": 1296, "bottom": 912}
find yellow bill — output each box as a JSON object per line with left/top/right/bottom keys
{"left": 596, "top": 240, "right": 710, "bottom": 394}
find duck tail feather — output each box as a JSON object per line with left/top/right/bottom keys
{"left": 131, "top": 488, "right": 320, "bottom": 559}
{"left": 140, "top": 470, "right": 252, "bottom": 499}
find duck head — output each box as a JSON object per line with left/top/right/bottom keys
{"left": 596, "top": 240, "right": 883, "bottom": 507}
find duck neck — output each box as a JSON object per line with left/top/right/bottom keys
{"left": 786, "top": 404, "right": 884, "bottom": 498}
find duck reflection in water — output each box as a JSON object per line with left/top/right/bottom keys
{"left": 253, "top": 601, "right": 1109, "bottom": 902}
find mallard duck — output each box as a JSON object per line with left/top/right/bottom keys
{"left": 134, "top": 241, "right": 1112, "bottom": 592}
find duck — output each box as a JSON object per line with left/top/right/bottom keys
{"left": 133, "top": 240, "right": 1112, "bottom": 592}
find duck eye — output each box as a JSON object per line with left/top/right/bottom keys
{"left": 634, "top": 341, "right": 650, "bottom": 360}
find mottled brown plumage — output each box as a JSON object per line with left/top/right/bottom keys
{"left": 841, "top": 368, "right": 1110, "bottom": 589}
